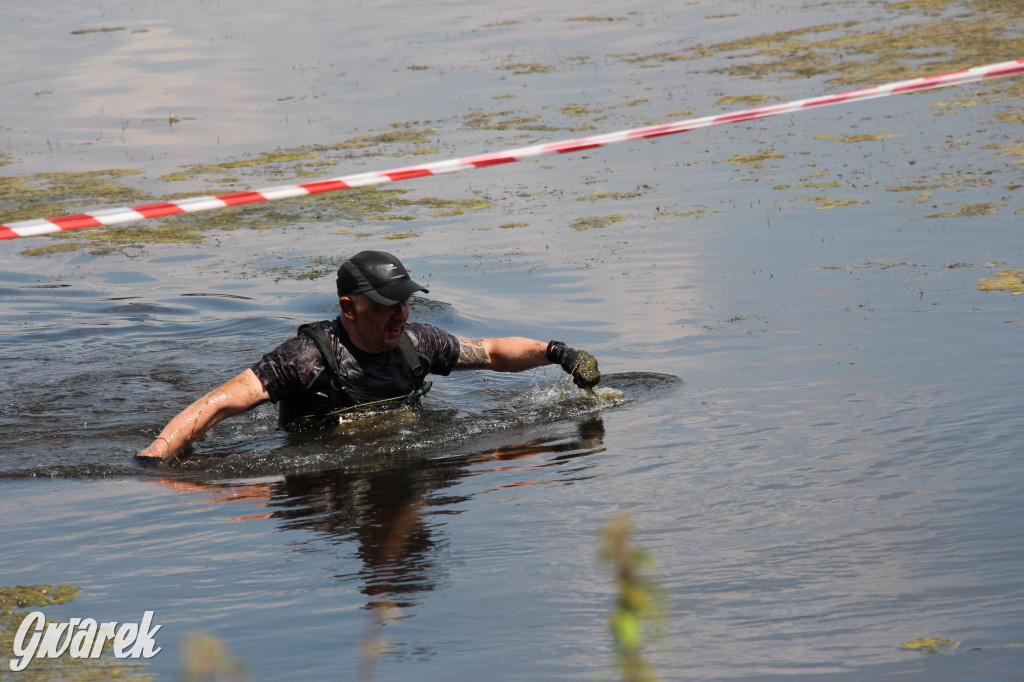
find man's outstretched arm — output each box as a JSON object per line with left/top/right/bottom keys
{"left": 137, "top": 368, "right": 270, "bottom": 461}
{"left": 456, "top": 337, "right": 601, "bottom": 388}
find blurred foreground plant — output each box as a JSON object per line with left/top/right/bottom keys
{"left": 600, "top": 513, "right": 668, "bottom": 682}
{"left": 179, "top": 633, "right": 248, "bottom": 681}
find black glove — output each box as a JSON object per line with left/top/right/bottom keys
{"left": 546, "top": 341, "right": 601, "bottom": 389}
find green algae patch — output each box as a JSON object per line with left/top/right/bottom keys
{"left": 156, "top": 125, "right": 438, "bottom": 182}
{"left": 576, "top": 188, "right": 644, "bottom": 201}
{"left": 0, "top": 169, "right": 151, "bottom": 225}
{"left": 418, "top": 196, "right": 494, "bottom": 216}
{"left": 887, "top": 172, "right": 991, "bottom": 192}
{"left": 20, "top": 241, "right": 85, "bottom": 257}
{"left": 482, "top": 19, "right": 522, "bottom": 28}
{"left": 655, "top": 208, "right": 708, "bottom": 218}
{"left": 813, "top": 134, "right": 898, "bottom": 143}
{"left": 919, "top": 202, "right": 1004, "bottom": 219}
{"left": 898, "top": 636, "right": 955, "bottom": 654}
{"left": 716, "top": 94, "right": 773, "bottom": 107}
{"left": 0, "top": 584, "right": 79, "bottom": 609}
{"left": 501, "top": 63, "right": 557, "bottom": 75}
{"left": 570, "top": 214, "right": 626, "bottom": 230}
{"left": 614, "top": 1, "right": 1024, "bottom": 93}
{"left": 774, "top": 181, "right": 843, "bottom": 190}
{"left": 566, "top": 16, "right": 628, "bottom": 22}
{"left": 382, "top": 232, "right": 419, "bottom": 240}
{"left": 727, "top": 150, "right": 784, "bottom": 169}
{"left": 799, "top": 196, "right": 866, "bottom": 210}
{"left": 981, "top": 142, "right": 1024, "bottom": 160}
{"left": 158, "top": 150, "right": 320, "bottom": 181}
{"left": 559, "top": 105, "right": 598, "bottom": 117}
{"left": 462, "top": 111, "right": 562, "bottom": 132}
{"left": 978, "top": 269, "right": 1024, "bottom": 295}
{"left": 499, "top": 222, "right": 528, "bottom": 229}
{"left": 71, "top": 26, "right": 126, "bottom": 35}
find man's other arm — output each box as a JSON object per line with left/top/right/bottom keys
{"left": 137, "top": 369, "right": 270, "bottom": 461}
{"left": 455, "top": 337, "right": 549, "bottom": 372}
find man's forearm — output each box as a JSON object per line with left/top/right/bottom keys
{"left": 457, "top": 337, "right": 549, "bottom": 372}
{"left": 138, "top": 369, "right": 269, "bottom": 460}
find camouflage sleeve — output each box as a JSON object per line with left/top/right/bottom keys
{"left": 250, "top": 335, "right": 326, "bottom": 403}
{"left": 404, "top": 322, "right": 461, "bottom": 376}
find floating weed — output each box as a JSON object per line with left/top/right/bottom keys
{"left": 799, "top": 196, "right": 866, "bottom": 210}
{"left": 773, "top": 181, "right": 842, "bottom": 189}
{"left": 462, "top": 111, "right": 561, "bottom": 132}
{"left": 813, "top": 134, "right": 899, "bottom": 142}
{"left": 482, "top": 19, "right": 522, "bottom": 28}
{"left": 917, "top": 201, "right": 1004, "bottom": 219}
{"left": 655, "top": 207, "right": 709, "bottom": 218}
{"left": 501, "top": 62, "right": 557, "bottom": 74}
{"left": 898, "top": 636, "right": 956, "bottom": 654}
{"left": 559, "top": 105, "right": 597, "bottom": 116}
{"left": 418, "top": 196, "right": 494, "bottom": 216}
{"left": 499, "top": 222, "right": 528, "bottom": 228}
{"left": 20, "top": 241, "right": 85, "bottom": 257}
{"left": 570, "top": 214, "right": 626, "bottom": 230}
{"left": 981, "top": 142, "right": 1024, "bottom": 159}
{"left": 614, "top": 1, "right": 1023, "bottom": 91}
{"left": 978, "top": 269, "right": 1024, "bottom": 295}
{"left": 382, "top": 232, "right": 419, "bottom": 240}
{"left": 0, "top": 584, "right": 79, "bottom": 609}
{"left": 887, "top": 172, "right": 990, "bottom": 192}
{"left": 576, "top": 189, "right": 644, "bottom": 201}
{"left": 567, "top": 15, "right": 627, "bottom": 22}
{"left": 993, "top": 109, "right": 1024, "bottom": 125}
{"left": 726, "top": 150, "right": 784, "bottom": 169}
{"left": 70, "top": 26, "right": 126, "bottom": 35}
{"left": 1, "top": 168, "right": 150, "bottom": 224}
{"left": 715, "top": 94, "right": 773, "bottom": 106}
{"left": 158, "top": 151, "right": 320, "bottom": 182}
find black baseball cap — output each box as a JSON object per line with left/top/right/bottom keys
{"left": 336, "top": 250, "right": 429, "bottom": 305}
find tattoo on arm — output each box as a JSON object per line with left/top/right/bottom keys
{"left": 457, "top": 338, "right": 490, "bottom": 369}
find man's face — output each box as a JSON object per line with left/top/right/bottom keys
{"left": 341, "top": 293, "right": 410, "bottom": 353}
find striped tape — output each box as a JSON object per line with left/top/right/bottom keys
{"left": 2, "top": 59, "right": 1022, "bottom": 240}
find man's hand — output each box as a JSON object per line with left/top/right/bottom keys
{"left": 137, "top": 439, "right": 172, "bottom": 461}
{"left": 134, "top": 369, "right": 270, "bottom": 463}
{"left": 546, "top": 341, "right": 601, "bottom": 389}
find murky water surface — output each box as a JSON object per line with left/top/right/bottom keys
{"left": 2, "top": 0, "right": 1022, "bottom": 679}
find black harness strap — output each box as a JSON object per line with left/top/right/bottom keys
{"left": 298, "top": 321, "right": 427, "bottom": 405}
{"left": 398, "top": 332, "right": 428, "bottom": 382}
{"left": 297, "top": 322, "right": 356, "bottom": 407}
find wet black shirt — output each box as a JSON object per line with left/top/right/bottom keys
{"left": 251, "top": 319, "right": 461, "bottom": 427}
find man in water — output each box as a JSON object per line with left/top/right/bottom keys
{"left": 137, "top": 250, "right": 601, "bottom": 460}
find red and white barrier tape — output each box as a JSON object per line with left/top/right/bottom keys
{"left": 2, "top": 59, "right": 1022, "bottom": 240}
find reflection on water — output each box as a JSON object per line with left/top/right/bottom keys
{"left": 153, "top": 415, "right": 605, "bottom": 611}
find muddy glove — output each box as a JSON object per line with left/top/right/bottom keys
{"left": 546, "top": 341, "right": 601, "bottom": 389}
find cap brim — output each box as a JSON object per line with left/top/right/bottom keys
{"left": 364, "top": 278, "right": 429, "bottom": 306}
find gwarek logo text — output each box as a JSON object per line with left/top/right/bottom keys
{"left": 9, "top": 610, "right": 161, "bottom": 672}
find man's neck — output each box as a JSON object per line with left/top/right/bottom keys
{"left": 338, "top": 316, "right": 386, "bottom": 354}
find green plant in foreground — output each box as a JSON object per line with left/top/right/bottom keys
{"left": 600, "top": 513, "right": 667, "bottom": 682}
